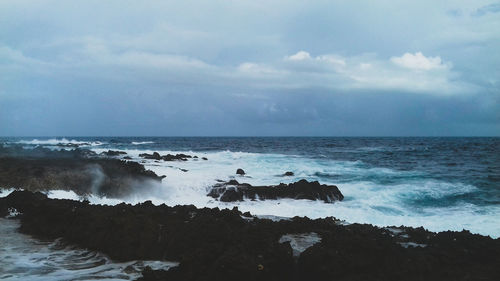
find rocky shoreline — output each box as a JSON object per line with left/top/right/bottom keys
{"left": 1, "top": 144, "right": 499, "bottom": 280}
{"left": 1, "top": 191, "right": 499, "bottom": 281}
{"left": 0, "top": 145, "right": 163, "bottom": 198}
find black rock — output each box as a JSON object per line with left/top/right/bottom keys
{"left": 0, "top": 147, "right": 162, "bottom": 198}
{"left": 162, "top": 154, "right": 191, "bottom": 161}
{"left": 283, "top": 172, "right": 294, "bottom": 176}
{"left": 101, "top": 150, "right": 127, "bottom": 156}
{"left": 139, "top": 152, "right": 162, "bottom": 160}
{"left": 236, "top": 168, "right": 246, "bottom": 175}
{"left": 208, "top": 179, "right": 344, "bottom": 203}
{"left": 1, "top": 191, "right": 499, "bottom": 281}
{"left": 202, "top": 157, "right": 208, "bottom": 160}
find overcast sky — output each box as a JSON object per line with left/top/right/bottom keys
{"left": 1, "top": 0, "right": 499, "bottom": 136}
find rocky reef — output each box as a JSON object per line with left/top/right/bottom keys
{"left": 208, "top": 179, "right": 344, "bottom": 203}
{"left": 139, "top": 152, "right": 203, "bottom": 161}
{"left": 0, "top": 145, "right": 163, "bottom": 197}
{"left": 1, "top": 191, "right": 499, "bottom": 281}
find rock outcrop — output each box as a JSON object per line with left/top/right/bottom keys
{"left": 139, "top": 152, "right": 194, "bottom": 161}
{"left": 208, "top": 179, "right": 344, "bottom": 203}
{"left": 100, "top": 150, "right": 127, "bottom": 156}
{"left": 0, "top": 145, "right": 162, "bottom": 198}
{"left": 1, "top": 191, "right": 499, "bottom": 281}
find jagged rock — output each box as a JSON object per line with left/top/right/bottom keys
{"left": 0, "top": 146, "right": 162, "bottom": 198}
{"left": 162, "top": 154, "right": 191, "bottom": 161}
{"left": 139, "top": 152, "right": 193, "bottom": 161}
{"left": 56, "top": 143, "right": 82, "bottom": 147}
{"left": 101, "top": 150, "right": 127, "bottom": 156}
{"left": 208, "top": 179, "right": 344, "bottom": 203}
{"left": 139, "top": 152, "right": 162, "bottom": 160}
{"left": 1, "top": 191, "right": 499, "bottom": 281}
{"left": 236, "top": 168, "right": 246, "bottom": 175}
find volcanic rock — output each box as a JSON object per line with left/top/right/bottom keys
{"left": 139, "top": 152, "right": 162, "bottom": 160}
{"left": 1, "top": 191, "right": 499, "bottom": 281}
{"left": 0, "top": 146, "right": 162, "bottom": 198}
{"left": 208, "top": 179, "right": 344, "bottom": 203}
{"left": 101, "top": 150, "right": 127, "bottom": 156}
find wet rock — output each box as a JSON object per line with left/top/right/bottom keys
{"left": 283, "top": 172, "right": 294, "bottom": 176}
{"left": 57, "top": 142, "right": 82, "bottom": 148}
{"left": 101, "top": 150, "right": 127, "bottom": 156}
{"left": 202, "top": 157, "right": 208, "bottom": 160}
{"left": 162, "top": 154, "right": 191, "bottom": 161}
{"left": 1, "top": 191, "right": 499, "bottom": 281}
{"left": 139, "top": 152, "right": 162, "bottom": 160}
{"left": 0, "top": 147, "right": 163, "bottom": 198}
{"left": 208, "top": 179, "right": 344, "bottom": 203}
{"left": 0, "top": 144, "right": 97, "bottom": 158}
{"left": 236, "top": 168, "right": 246, "bottom": 175}
{"left": 139, "top": 152, "right": 193, "bottom": 161}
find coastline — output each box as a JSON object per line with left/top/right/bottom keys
{"left": 2, "top": 190, "right": 499, "bottom": 280}
{"left": 1, "top": 142, "right": 499, "bottom": 280}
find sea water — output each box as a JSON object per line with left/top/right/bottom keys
{"left": 1, "top": 137, "right": 499, "bottom": 238}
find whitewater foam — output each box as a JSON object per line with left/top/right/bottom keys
{"left": 2, "top": 141, "right": 498, "bottom": 238}
{"left": 74, "top": 147, "right": 500, "bottom": 238}
{"left": 16, "top": 138, "right": 103, "bottom": 147}
{"left": 131, "top": 141, "right": 155, "bottom": 145}
{"left": 0, "top": 219, "right": 178, "bottom": 280}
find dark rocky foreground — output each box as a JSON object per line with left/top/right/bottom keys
{"left": 0, "top": 145, "right": 163, "bottom": 197}
{"left": 1, "top": 191, "right": 499, "bottom": 281}
{"left": 208, "top": 179, "right": 344, "bottom": 203}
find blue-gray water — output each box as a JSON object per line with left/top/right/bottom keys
{"left": 2, "top": 137, "right": 499, "bottom": 237}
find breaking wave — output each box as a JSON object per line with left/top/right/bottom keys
{"left": 16, "top": 138, "right": 104, "bottom": 147}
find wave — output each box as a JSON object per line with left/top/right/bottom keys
{"left": 16, "top": 138, "right": 103, "bottom": 146}
{"left": 3, "top": 144, "right": 498, "bottom": 238}
{"left": 131, "top": 141, "right": 155, "bottom": 145}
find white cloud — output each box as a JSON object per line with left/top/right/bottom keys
{"left": 285, "top": 51, "right": 311, "bottom": 61}
{"left": 0, "top": 38, "right": 474, "bottom": 96}
{"left": 390, "top": 52, "right": 448, "bottom": 71}
{"left": 316, "top": 55, "right": 346, "bottom": 66}
{"left": 239, "top": 50, "right": 470, "bottom": 95}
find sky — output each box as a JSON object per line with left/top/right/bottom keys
{"left": 0, "top": 0, "right": 499, "bottom": 136}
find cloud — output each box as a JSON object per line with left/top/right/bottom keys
{"left": 285, "top": 51, "right": 312, "bottom": 61}
{"left": 0, "top": 39, "right": 472, "bottom": 96}
{"left": 390, "top": 52, "right": 448, "bottom": 71}
{"left": 0, "top": 0, "right": 498, "bottom": 136}
{"left": 471, "top": 2, "right": 500, "bottom": 17}
{"left": 237, "top": 50, "right": 468, "bottom": 95}
{"left": 0, "top": 45, "right": 52, "bottom": 69}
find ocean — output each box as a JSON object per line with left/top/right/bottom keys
{"left": 2, "top": 136, "right": 499, "bottom": 238}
